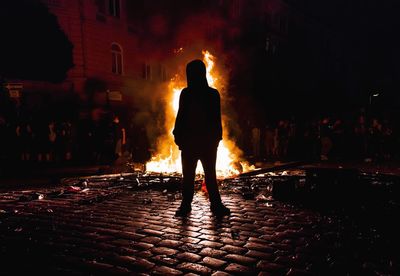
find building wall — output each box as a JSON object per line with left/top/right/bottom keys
{"left": 42, "top": 0, "right": 291, "bottom": 94}
{"left": 43, "top": 0, "right": 163, "bottom": 99}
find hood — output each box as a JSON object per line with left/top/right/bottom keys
{"left": 186, "top": 59, "right": 208, "bottom": 89}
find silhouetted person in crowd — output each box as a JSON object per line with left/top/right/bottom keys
{"left": 331, "top": 118, "right": 345, "bottom": 160}
{"left": 173, "top": 59, "right": 230, "bottom": 217}
{"left": 354, "top": 115, "right": 367, "bottom": 160}
{"left": 48, "top": 120, "right": 57, "bottom": 161}
{"left": 111, "top": 114, "right": 124, "bottom": 160}
{"left": 368, "top": 118, "right": 383, "bottom": 161}
{"left": 320, "top": 117, "right": 333, "bottom": 160}
{"left": 277, "top": 120, "right": 289, "bottom": 160}
{"left": 131, "top": 123, "right": 150, "bottom": 165}
{"left": 0, "top": 116, "right": 8, "bottom": 166}
{"left": 17, "top": 119, "right": 33, "bottom": 162}
{"left": 264, "top": 123, "right": 275, "bottom": 160}
{"left": 382, "top": 119, "right": 394, "bottom": 161}
{"left": 251, "top": 124, "right": 261, "bottom": 158}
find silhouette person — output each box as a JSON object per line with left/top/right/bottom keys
{"left": 173, "top": 59, "right": 230, "bottom": 217}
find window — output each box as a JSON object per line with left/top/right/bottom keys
{"left": 142, "top": 63, "right": 152, "bottom": 80}
{"left": 265, "top": 36, "right": 278, "bottom": 55}
{"left": 111, "top": 43, "right": 123, "bottom": 75}
{"left": 279, "top": 14, "right": 288, "bottom": 33}
{"left": 161, "top": 66, "right": 167, "bottom": 82}
{"left": 95, "top": 0, "right": 107, "bottom": 22}
{"left": 272, "top": 43, "right": 277, "bottom": 55}
{"left": 109, "top": 0, "right": 120, "bottom": 18}
{"left": 157, "top": 64, "right": 167, "bottom": 82}
{"left": 271, "top": 13, "right": 280, "bottom": 29}
{"left": 265, "top": 37, "right": 270, "bottom": 52}
{"left": 95, "top": 0, "right": 106, "bottom": 14}
{"left": 231, "top": 0, "right": 241, "bottom": 19}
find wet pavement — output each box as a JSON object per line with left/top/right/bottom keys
{"left": 0, "top": 173, "right": 399, "bottom": 275}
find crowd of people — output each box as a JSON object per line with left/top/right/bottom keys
{"left": 1, "top": 111, "right": 399, "bottom": 172}
{"left": 0, "top": 112, "right": 151, "bottom": 169}
{"left": 245, "top": 114, "right": 398, "bottom": 163}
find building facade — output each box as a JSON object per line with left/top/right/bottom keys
{"left": 12, "top": 0, "right": 332, "bottom": 119}
{"left": 40, "top": 0, "right": 168, "bottom": 110}
{"left": 41, "top": 0, "right": 290, "bottom": 93}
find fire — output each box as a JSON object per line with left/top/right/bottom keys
{"left": 146, "top": 50, "right": 255, "bottom": 177}
{"left": 203, "top": 50, "right": 217, "bottom": 87}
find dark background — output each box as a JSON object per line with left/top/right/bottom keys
{"left": 1, "top": 0, "right": 399, "bottom": 120}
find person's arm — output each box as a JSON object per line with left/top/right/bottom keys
{"left": 122, "top": 128, "right": 126, "bottom": 145}
{"left": 173, "top": 89, "right": 186, "bottom": 147}
{"left": 215, "top": 91, "right": 223, "bottom": 141}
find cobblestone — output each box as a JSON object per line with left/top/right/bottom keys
{"left": 220, "top": 244, "right": 248, "bottom": 254}
{"left": 150, "top": 246, "right": 179, "bottom": 256}
{"left": 245, "top": 250, "right": 273, "bottom": 260}
{"left": 202, "top": 256, "right": 227, "bottom": 269}
{"left": 158, "top": 239, "right": 184, "bottom": 248}
{"left": 199, "top": 248, "right": 227, "bottom": 258}
{"left": 0, "top": 184, "right": 398, "bottom": 275}
{"left": 177, "top": 262, "right": 213, "bottom": 275}
{"left": 198, "top": 240, "right": 224, "bottom": 248}
{"left": 224, "top": 263, "right": 255, "bottom": 274}
{"left": 224, "top": 254, "right": 258, "bottom": 266}
{"left": 176, "top": 252, "right": 202, "bottom": 262}
{"left": 211, "top": 272, "right": 231, "bottom": 276}
{"left": 152, "top": 265, "right": 183, "bottom": 275}
{"left": 256, "top": 261, "right": 286, "bottom": 274}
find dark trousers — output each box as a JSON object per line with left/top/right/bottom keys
{"left": 181, "top": 145, "right": 222, "bottom": 206}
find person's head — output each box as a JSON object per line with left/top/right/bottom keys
{"left": 113, "top": 115, "right": 120, "bottom": 124}
{"left": 186, "top": 59, "right": 208, "bottom": 88}
{"left": 358, "top": 115, "right": 365, "bottom": 124}
{"left": 372, "top": 118, "right": 380, "bottom": 127}
{"left": 322, "top": 117, "right": 330, "bottom": 124}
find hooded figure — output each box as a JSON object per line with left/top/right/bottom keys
{"left": 173, "top": 59, "right": 230, "bottom": 217}
{"left": 173, "top": 59, "right": 222, "bottom": 150}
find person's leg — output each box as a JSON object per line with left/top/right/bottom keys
{"left": 201, "top": 146, "right": 230, "bottom": 216}
{"left": 176, "top": 149, "right": 197, "bottom": 216}
{"left": 181, "top": 150, "right": 197, "bottom": 204}
{"left": 201, "top": 146, "right": 222, "bottom": 205}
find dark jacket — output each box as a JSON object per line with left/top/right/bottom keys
{"left": 173, "top": 86, "right": 222, "bottom": 150}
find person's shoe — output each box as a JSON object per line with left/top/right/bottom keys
{"left": 175, "top": 204, "right": 191, "bottom": 217}
{"left": 210, "top": 204, "right": 231, "bottom": 216}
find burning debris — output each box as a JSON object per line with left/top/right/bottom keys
{"left": 1, "top": 165, "right": 399, "bottom": 225}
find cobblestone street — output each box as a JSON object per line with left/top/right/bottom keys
{"left": 0, "top": 176, "right": 399, "bottom": 275}
{"left": 2, "top": 0, "right": 400, "bottom": 274}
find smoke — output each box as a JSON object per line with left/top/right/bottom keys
{"left": 123, "top": 2, "right": 246, "bottom": 159}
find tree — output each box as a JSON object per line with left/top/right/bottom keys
{"left": 0, "top": 0, "right": 73, "bottom": 82}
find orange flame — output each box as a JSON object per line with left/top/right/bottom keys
{"left": 146, "top": 50, "right": 255, "bottom": 177}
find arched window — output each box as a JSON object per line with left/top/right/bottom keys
{"left": 111, "top": 43, "right": 122, "bottom": 75}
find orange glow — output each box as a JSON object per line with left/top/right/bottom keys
{"left": 146, "top": 50, "right": 255, "bottom": 177}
